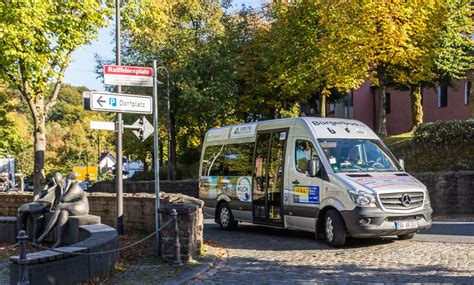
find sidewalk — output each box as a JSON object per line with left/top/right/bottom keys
{"left": 414, "top": 217, "right": 474, "bottom": 244}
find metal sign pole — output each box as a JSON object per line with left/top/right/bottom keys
{"left": 115, "top": 0, "right": 124, "bottom": 235}
{"left": 153, "top": 60, "right": 161, "bottom": 256}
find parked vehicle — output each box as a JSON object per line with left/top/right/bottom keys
{"left": 199, "top": 117, "right": 433, "bottom": 247}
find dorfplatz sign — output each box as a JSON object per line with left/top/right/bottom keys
{"left": 85, "top": 91, "right": 152, "bottom": 114}
{"left": 104, "top": 65, "right": 153, "bottom": 87}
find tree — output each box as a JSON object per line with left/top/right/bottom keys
{"left": 237, "top": 6, "right": 293, "bottom": 120}
{"left": 348, "top": 1, "right": 420, "bottom": 135}
{"left": 0, "top": 83, "right": 33, "bottom": 175}
{"left": 122, "top": 0, "right": 240, "bottom": 179}
{"left": 389, "top": 1, "right": 474, "bottom": 132}
{"left": 264, "top": 2, "right": 370, "bottom": 117}
{"left": 0, "top": 2, "right": 110, "bottom": 194}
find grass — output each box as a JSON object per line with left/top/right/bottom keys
{"left": 381, "top": 132, "right": 413, "bottom": 150}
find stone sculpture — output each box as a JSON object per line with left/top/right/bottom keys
{"left": 37, "top": 172, "right": 89, "bottom": 247}
{"left": 17, "top": 172, "right": 64, "bottom": 240}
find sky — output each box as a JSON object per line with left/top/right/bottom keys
{"left": 63, "top": 0, "right": 264, "bottom": 91}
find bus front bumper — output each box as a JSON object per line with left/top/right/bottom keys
{"left": 340, "top": 204, "right": 433, "bottom": 238}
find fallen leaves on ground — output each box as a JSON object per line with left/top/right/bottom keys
{"left": 117, "top": 232, "right": 154, "bottom": 261}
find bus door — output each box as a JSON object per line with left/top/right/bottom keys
{"left": 252, "top": 129, "right": 288, "bottom": 226}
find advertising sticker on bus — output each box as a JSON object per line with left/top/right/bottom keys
{"left": 236, "top": 176, "right": 252, "bottom": 202}
{"left": 293, "top": 186, "right": 319, "bottom": 204}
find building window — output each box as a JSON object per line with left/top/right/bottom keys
{"left": 385, "top": 93, "right": 391, "bottom": 114}
{"left": 465, "top": 80, "right": 471, "bottom": 106}
{"left": 438, "top": 85, "right": 448, "bottom": 108}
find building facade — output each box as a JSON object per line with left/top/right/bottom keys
{"left": 331, "top": 74, "right": 472, "bottom": 135}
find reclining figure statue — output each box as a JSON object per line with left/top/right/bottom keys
{"left": 17, "top": 172, "right": 64, "bottom": 240}
{"left": 37, "top": 172, "right": 89, "bottom": 248}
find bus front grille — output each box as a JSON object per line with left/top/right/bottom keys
{"left": 379, "top": 192, "right": 424, "bottom": 210}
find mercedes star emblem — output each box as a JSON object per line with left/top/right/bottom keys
{"left": 401, "top": 194, "right": 411, "bottom": 207}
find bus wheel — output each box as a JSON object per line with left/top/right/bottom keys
{"left": 218, "top": 203, "right": 237, "bottom": 231}
{"left": 324, "top": 210, "right": 346, "bottom": 247}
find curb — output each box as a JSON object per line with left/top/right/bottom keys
{"left": 164, "top": 245, "right": 226, "bottom": 285}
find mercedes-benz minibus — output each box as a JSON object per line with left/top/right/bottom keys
{"left": 199, "top": 118, "right": 432, "bottom": 247}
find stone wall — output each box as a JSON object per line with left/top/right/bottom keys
{"left": 412, "top": 171, "right": 474, "bottom": 216}
{"left": 0, "top": 192, "right": 157, "bottom": 232}
{"left": 88, "top": 180, "right": 199, "bottom": 198}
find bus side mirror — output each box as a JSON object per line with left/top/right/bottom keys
{"left": 399, "top": 159, "right": 405, "bottom": 171}
{"left": 307, "top": 159, "right": 319, "bottom": 177}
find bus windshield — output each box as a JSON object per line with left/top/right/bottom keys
{"left": 318, "top": 139, "right": 401, "bottom": 173}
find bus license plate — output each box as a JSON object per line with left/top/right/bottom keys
{"left": 395, "top": 221, "right": 418, "bottom": 230}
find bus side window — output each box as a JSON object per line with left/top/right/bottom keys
{"left": 295, "top": 140, "right": 322, "bottom": 177}
{"left": 202, "top": 145, "right": 225, "bottom": 176}
{"left": 224, "top": 143, "right": 254, "bottom": 177}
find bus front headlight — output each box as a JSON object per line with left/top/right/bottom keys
{"left": 425, "top": 190, "right": 431, "bottom": 205}
{"left": 348, "top": 189, "right": 377, "bottom": 207}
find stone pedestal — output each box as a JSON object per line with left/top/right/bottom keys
{"left": 158, "top": 193, "right": 204, "bottom": 263}
{"left": 0, "top": 216, "right": 17, "bottom": 243}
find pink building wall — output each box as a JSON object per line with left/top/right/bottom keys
{"left": 353, "top": 81, "right": 375, "bottom": 130}
{"left": 352, "top": 78, "right": 470, "bottom": 135}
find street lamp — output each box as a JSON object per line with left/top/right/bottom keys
{"left": 156, "top": 66, "right": 172, "bottom": 181}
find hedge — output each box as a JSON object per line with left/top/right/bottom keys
{"left": 413, "top": 119, "right": 474, "bottom": 148}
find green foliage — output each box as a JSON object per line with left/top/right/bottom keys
{"left": 0, "top": 83, "right": 33, "bottom": 175}
{"left": 115, "top": 0, "right": 246, "bottom": 173}
{"left": 0, "top": 1, "right": 112, "bottom": 192}
{"left": 268, "top": 2, "right": 369, "bottom": 117}
{"left": 0, "top": 1, "right": 111, "bottom": 99}
{"left": 413, "top": 120, "right": 474, "bottom": 148}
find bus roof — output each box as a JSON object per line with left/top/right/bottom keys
{"left": 204, "top": 117, "right": 378, "bottom": 144}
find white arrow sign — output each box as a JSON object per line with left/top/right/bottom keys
{"left": 88, "top": 92, "right": 152, "bottom": 114}
{"left": 131, "top": 117, "right": 154, "bottom": 141}
{"left": 90, "top": 120, "right": 115, "bottom": 131}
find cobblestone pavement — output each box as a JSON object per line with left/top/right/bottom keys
{"left": 0, "top": 259, "right": 8, "bottom": 285}
{"left": 192, "top": 220, "right": 474, "bottom": 284}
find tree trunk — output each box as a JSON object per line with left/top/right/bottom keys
{"left": 375, "top": 68, "right": 387, "bottom": 135}
{"left": 409, "top": 84, "right": 423, "bottom": 133}
{"left": 159, "top": 139, "right": 164, "bottom": 167}
{"left": 320, "top": 94, "right": 326, "bottom": 118}
{"left": 33, "top": 114, "right": 46, "bottom": 198}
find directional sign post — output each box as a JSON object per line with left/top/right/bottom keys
{"left": 88, "top": 92, "right": 152, "bottom": 114}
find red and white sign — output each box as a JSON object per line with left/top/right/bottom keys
{"left": 104, "top": 65, "right": 153, "bottom": 87}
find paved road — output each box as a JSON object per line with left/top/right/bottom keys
{"left": 192, "top": 219, "right": 474, "bottom": 284}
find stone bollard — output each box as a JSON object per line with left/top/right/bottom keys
{"left": 17, "top": 230, "right": 29, "bottom": 285}
{"left": 158, "top": 193, "right": 204, "bottom": 263}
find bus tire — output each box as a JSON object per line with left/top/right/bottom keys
{"left": 217, "top": 203, "right": 237, "bottom": 231}
{"left": 324, "top": 210, "right": 346, "bottom": 247}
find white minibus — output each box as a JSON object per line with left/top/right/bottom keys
{"left": 199, "top": 118, "right": 432, "bottom": 246}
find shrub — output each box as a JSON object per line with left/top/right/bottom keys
{"left": 413, "top": 119, "right": 474, "bottom": 148}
